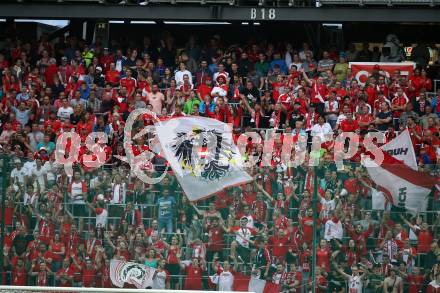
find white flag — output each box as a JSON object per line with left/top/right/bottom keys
{"left": 155, "top": 117, "right": 252, "bottom": 201}
{"left": 110, "top": 259, "right": 155, "bottom": 289}
{"left": 365, "top": 150, "right": 437, "bottom": 214}
{"left": 381, "top": 129, "right": 417, "bottom": 170}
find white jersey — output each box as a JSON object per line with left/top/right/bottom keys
{"left": 152, "top": 270, "right": 168, "bottom": 290}
{"left": 95, "top": 208, "right": 108, "bottom": 227}
{"left": 218, "top": 270, "right": 234, "bottom": 291}
{"left": 348, "top": 275, "right": 363, "bottom": 293}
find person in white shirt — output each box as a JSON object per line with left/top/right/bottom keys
{"left": 57, "top": 98, "right": 74, "bottom": 120}
{"left": 30, "top": 158, "right": 48, "bottom": 192}
{"left": 211, "top": 256, "right": 238, "bottom": 292}
{"left": 11, "top": 159, "right": 26, "bottom": 186}
{"left": 335, "top": 264, "right": 368, "bottom": 293}
{"left": 320, "top": 190, "right": 336, "bottom": 219}
{"left": 111, "top": 174, "right": 126, "bottom": 204}
{"left": 324, "top": 212, "right": 343, "bottom": 241}
{"left": 311, "top": 115, "right": 333, "bottom": 142}
{"left": 23, "top": 152, "right": 37, "bottom": 177}
{"left": 174, "top": 62, "right": 193, "bottom": 86}
{"left": 153, "top": 259, "right": 170, "bottom": 289}
{"left": 68, "top": 171, "right": 87, "bottom": 204}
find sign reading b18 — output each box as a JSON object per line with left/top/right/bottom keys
{"left": 250, "top": 8, "right": 276, "bottom": 20}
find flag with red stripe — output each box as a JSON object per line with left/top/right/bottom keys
{"left": 365, "top": 150, "right": 438, "bottom": 213}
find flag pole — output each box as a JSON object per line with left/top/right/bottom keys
{"left": 0, "top": 154, "right": 9, "bottom": 284}
{"left": 311, "top": 165, "right": 318, "bottom": 293}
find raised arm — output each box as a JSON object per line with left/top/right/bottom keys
{"left": 255, "top": 183, "right": 274, "bottom": 201}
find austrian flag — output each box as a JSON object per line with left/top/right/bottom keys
{"left": 154, "top": 117, "right": 252, "bottom": 201}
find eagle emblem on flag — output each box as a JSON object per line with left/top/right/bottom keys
{"left": 170, "top": 127, "right": 237, "bottom": 181}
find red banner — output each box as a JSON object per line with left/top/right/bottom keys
{"left": 349, "top": 62, "right": 415, "bottom": 85}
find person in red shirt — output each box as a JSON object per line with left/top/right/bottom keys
{"left": 11, "top": 258, "right": 27, "bottom": 286}
{"left": 345, "top": 221, "right": 373, "bottom": 256}
{"left": 251, "top": 191, "right": 269, "bottom": 223}
{"left": 301, "top": 208, "right": 317, "bottom": 244}
{"left": 105, "top": 63, "right": 120, "bottom": 86}
{"left": 56, "top": 258, "right": 74, "bottom": 287}
{"left": 269, "top": 229, "right": 290, "bottom": 263}
{"left": 302, "top": 70, "right": 328, "bottom": 115}
{"left": 377, "top": 75, "right": 389, "bottom": 98}
{"left": 205, "top": 217, "right": 225, "bottom": 261}
{"left": 407, "top": 266, "right": 424, "bottom": 293}
{"left": 99, "top": 258, "right": 112, "bottom": 288}
{"left": 82, "top": 257, "right": 97, "bottom": 287}
{"left": 391, "top": 87, "right": 408, "bottom": 121}
{"left": 365, "top": 76, "right": 378, "bottom": 107}
{"left": 49, "top": 232, "right": 66, "bottom": 271}
{"left": 316, "top": 239, "right": 331, "bottom": 272}
{"left": 281, "top": 263, "right": 302, "bottom": 293}
{"left": 197, "top": 77, "right": 213, "bottom": 101}
{"left": 401, "top": 216, "right": 433, "bottom": 254}
{"left": 315, "top": 267, "right": 328, "bottom": 293}
{"left": 99, "top": 48, "right": 114, "bottom": 73}
{"left": 36, "top": 211, "right": 55, "bottom": 245}
{"left": 338, "top": 113, "right": 360, "bottom": 133}
{"left": 30, "top": 261, "right": 53, "bottom": 286}
{"left": 120, "top": 69, "right": 137, "bottom": 98}
{"left": 180, "top": 258, "right": 205, "bottom": 290}
{"left": 407, "top": 116, "right": 423, "bottom": 148}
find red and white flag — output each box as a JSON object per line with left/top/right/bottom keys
{"left": 381, "top": 129, "right": 417, "bottom": 170}
{"left": 365, "top": 149, "right": 438, "bottom": 213}
{"left": 231, "top": 273, "right": 280, "bottom": 293}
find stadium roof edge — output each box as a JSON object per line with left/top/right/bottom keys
{"left": 0, "top": 3, "right": 440, "bottom": 22}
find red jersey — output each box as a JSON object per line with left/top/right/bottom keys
{"left": 365, "top": 84, "right": 377, "bottom": 106}
{"left": 197, "top": 84, "right": 212, "bottom": 99}
{"left": 82, "top": 266, "right": 97, "bottom": 287}
{"left": 12, "top": 266, "right": 27, "bottom": 286}
{"left": 120, "top": 77, "right": 137, "bottom": 96}
{"left": 391, "top": 95, "right": 408, "bottom": 118}
{"left": 39, "top": 218, "right": 55, "bottom": 245}
{"left": 282, "top": 271, "right": 302, "bottom": 293}
{"left": 315, "top": 274, "right": 328, "bottom": 293}
{"left": 105, "top": 70, "right": 120, "bottom": 84}
{"left": 316, "top": 247, "right": 331, "bottom": 272}
{"left": 407, "top": 274, "right": 424, "bottom": 293}
{"left": 311, "top": 81, "right": 328, "bottom": 104}
{"left": 166, "top": 246, "right": 181, "bottom": 264}
{"left": 184, "top": 265, "right": 203, "bottom": 290}
{"left": 301, "top": 217, "right": 314, "bottom": 243}
{"left": 416, "top": 229, "right": 433, "bottom": 253}
{"left": 56, "top": 267, "right": 74, "bottom": 287}
{"left": 339, "top": 119, "right": 359, "bottom": 132}
{"left": 251, "top": 200, "right": 268, "bottom": 222}
{"left": 269, "top": 235, "right": 289, "bottom": 259}
{"left": 37, "top": 271, "right": 49, "bottom": 286}
{"left": 207, "top": 226, "right": 224, "bottom": 252}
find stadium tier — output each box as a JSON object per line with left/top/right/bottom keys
{"left": 0, "top": 5, "right": 439, "bottom": 293}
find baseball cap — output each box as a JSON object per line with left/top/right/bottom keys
{"left": 96, "top": 66, "right": 103, "bottom": 71}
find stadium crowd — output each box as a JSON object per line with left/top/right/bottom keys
{"left": 0, "top": 32, "right": 439, "bottom": 293}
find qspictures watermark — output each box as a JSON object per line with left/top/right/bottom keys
{"left": 54, "top": 109, "right": 388, "bottom": 184}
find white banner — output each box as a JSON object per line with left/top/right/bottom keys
{"left": 110, "top": 259, "right": 155, "bottom": 289}
{"left": 381, "top": 128, "right": 417, "bottom": 170}
{"left": 366, "top": 159, "right": 430, "bottom": 213}
{"left": 155, "top": 117, "right": 252, "bottom": 201}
